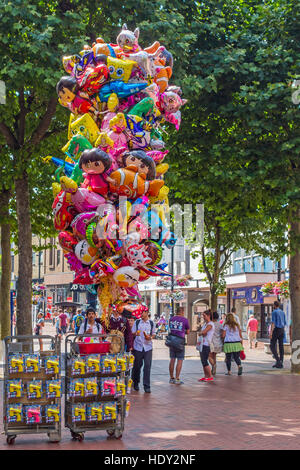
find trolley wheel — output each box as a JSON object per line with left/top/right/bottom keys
{"left": 106, "top": 429, "right": 123, "bottom": 439}
{"left": 47, "top": 432, "right": 61, "bottom": 443}
{"left": 71, "top": 431, "right": 84, "bottom": 441}
{"left": 7, "top": 435, "right": 16, "bottom": 445}
{"left": 114, "top": 429, "right": 123, "bottom": 439}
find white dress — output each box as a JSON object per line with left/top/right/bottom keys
{"left": 209, "top": 321, "right": 223, "bottom": 353}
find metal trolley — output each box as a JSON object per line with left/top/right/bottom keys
{"left": 3, "top": 335, "right": 61, "bottom": 445}
{"left": 65, "top": 333, "right": 130, "bottom": 441}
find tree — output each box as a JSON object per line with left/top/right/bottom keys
{"left": 165, "top": 0, "right": 300, "bottom": 373}
{"left": 0, "top": 0, "right": 88, "bottom": 334}
{"left": 0, "top": 0, "right": 198, "bottom": 334}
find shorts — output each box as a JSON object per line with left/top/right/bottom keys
{"left": 59, "top": 325, "right": 67, "bottom": 334}
{"left": 169, "top": 345, "right": 185, "bottom": 360}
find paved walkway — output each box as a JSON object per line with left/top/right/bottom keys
{"left": 1, "top": 323, "right": 299, "bottom": 450}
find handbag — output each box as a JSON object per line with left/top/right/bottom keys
{"left": 165, "top": 334, "right": 185, "bottom": 351}
{"left": 196, "top": 335, "right": 203, "bottom": 353}
{"left": 240, "top": 350, "right": 246, "bottom": 360}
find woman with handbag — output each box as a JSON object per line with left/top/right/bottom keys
{"left": 221, "top": 313, "right": 244, "bottom": 376}
{"left": 197, "top": 310, "right": 215, "bottom": 382}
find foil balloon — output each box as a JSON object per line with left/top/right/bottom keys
{"left": 48, "top": 24, "right": 185, "bottom": 315}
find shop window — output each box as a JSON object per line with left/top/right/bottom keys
{"left": 49, "top": 238, "right": 55, "bottom": 269}
{"left": 253, "top": 256, "right": 262, "bottom": 272}
{"left": 243, "top": 258, "right": 251, "bottom": 272}
{"left": 233, "top": 260, "right": 242, "bottom": 274}
{"left": 264, "top": 258, "right": 273, "bottom": 272}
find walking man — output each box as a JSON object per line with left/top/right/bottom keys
{"left": 168, "top": 306, "right": 190, "bottom": 385}
{"left": 270, "top": 301, "right": 286, "bottom": 369}
{"left": 131, "top": 308, "right": 156, "bottom": 393}
{"left": 247, "top": 314, "right": 258, "bottom": 349}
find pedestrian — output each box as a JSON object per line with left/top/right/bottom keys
{"left": 68, "top": 310, "right": 75, "bottom": 332}
{"left": 108, "top": 306, "right": 134, "bottom": 352}
{"left": 128, "top": 316, "right": 135, "bottom": 331}
{"left": 34, "top": 312, "right": 45, "bottom": 352}
{"left": 168, "top": 306, "right": 190, "bottom": 385}
{"left": 221, "top": 313, "right": 243, "bottom": 376}
{"left": 73, "top": 308, "right": 85, "bottom": 334}
{"left": 209, "top": 312, "right": 223, "bottom": 376}
{"left": 58, "top": 309, "right": 69, "bottom": 338}
{"left": 270, "top": 301, "right": 286, "bottom": 369}
{"left": 197, "top": 310, "right": 215, "bottom": 382}
{"left": 52, "top": 308, "right": 58, "bottom": 327}
{"left": 231, "top": 307, "right": 241, "bottom": 326}
{"left": 247, "top": 314, "right": 258, "bottom": 349}
{"left": 78, "top": 307, "right": 103, "bottom": 338}
{"left": 131, "top": 308, "right": 156, "bottom": 393}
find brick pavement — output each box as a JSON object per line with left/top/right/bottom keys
{"left": 1, "top": 322, "right": 299, "bottom": 450}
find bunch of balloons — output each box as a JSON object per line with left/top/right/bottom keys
{"left": 46, "top": 23, "right": 186, "bottom": 324}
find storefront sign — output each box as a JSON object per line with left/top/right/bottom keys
{"left": 232, "top": 286, "right": 264, "bottom": 304}
{"left": 69, "top": 283, "right": 89, "bottom": 292}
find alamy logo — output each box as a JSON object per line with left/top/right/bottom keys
{"left": 291, "top": 340, "right": 300, "bottom": 365}
{"left": 291, "top": 80, "right": 300, "bottom": 105}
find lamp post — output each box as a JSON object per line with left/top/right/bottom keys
{"left": 277, "top": 259, "right": 281, "bottom": 303}
{"left": 170, "top": 245, "right": 175, "bottom": 318}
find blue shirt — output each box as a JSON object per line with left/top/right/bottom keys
{"left": 272, "top": 309, "right": 286, "bottom": 328}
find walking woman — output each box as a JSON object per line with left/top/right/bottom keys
{"left": 197, "top": 310, "right": 215, "bottom": 382}
{"left": 34, "top": 312, "right": 45, "bottom": 352}
{"left": 221, "top": 313, "right": 244, "bottom": 376}
{"left": 209, "top": 312, "right": 223, "bottom": 376}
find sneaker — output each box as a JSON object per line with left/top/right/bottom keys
{"left": 169, "top": 378, "right": 176, "bottom": 384}
{"left": 133, "top": 384, "right": 140, "bottom": 391}
{"left": 238, "top": 366, "right": 243, "bottom": 376}
{"left": 175, "top": 379, "right": 184, "bottom": 385}
{"left": 272, "top": 362, "right": 281, "bottom": 369}
{"left": 198, "top": 377, "right": 206, "bottom": 382}
{"left": 144, "top": 387, "right": 151, "bottom": 393}
{"left": 225, "top": 371, "right": 231, "bottom": 376}
{"left": 204, "top": 377, "right": 214, "bottom": 382}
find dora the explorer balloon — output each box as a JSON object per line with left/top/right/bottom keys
{"left": 79, "top": 148, "right": 112, "bottom": 197}
{"left": 56, "top": 75, "right": 99, "bottom": 119}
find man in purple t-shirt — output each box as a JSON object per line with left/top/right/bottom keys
{"left": 168, "top": 306, "right": 190, "bottom": 385}
{"left": 58, "top": 309, "right": 69, "bottom": 337}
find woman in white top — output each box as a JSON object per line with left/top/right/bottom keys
{"left": 209, "top": 312, "right": 223, "bottom": 376}
{"left": 221, "top": 313, "right": 243, "bottom": 376}
{"left": 197, "top": 310, "right": 215, "bottom": 382}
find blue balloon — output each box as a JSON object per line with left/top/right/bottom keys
{"left": 98, "top": 80, "right": 148, "bottom": 102}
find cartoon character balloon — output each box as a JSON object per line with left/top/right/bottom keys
{"left": 48, "top": 23, "right": 185, "bottom": 324}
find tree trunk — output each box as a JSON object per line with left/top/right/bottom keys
{"left": 209, "top": 285, "right": 218, "bottom": 313}
{"left": 0, "top": 189, "right": 12, "bottom": 339}
{"left": 15, "top": 173, "right": 32, "bottom": 336}
{"left": 289, "top": 206, "right": 300, "bottom": 373}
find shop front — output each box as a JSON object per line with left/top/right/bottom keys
{"left": 231, "top": 286, "right": 276, "bottom": 338}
